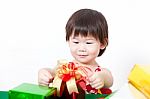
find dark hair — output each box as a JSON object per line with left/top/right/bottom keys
{"left": 65, "top": 9, "right": 108, "bottom": 56}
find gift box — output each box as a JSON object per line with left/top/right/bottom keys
{"left": 50, "top": 60, "right": 112, "bottom": 99}
{"left": 56, "top": 83, "right": 111, "bottom": 99}
{"left": 56, "top": 81, "right": 85, "bottom": 99}
{"left": 128, "top": 64, "right": 150, "bottom": 98}
{"left": 0, "top": 91, "right": 9, "bottom": 99}
{"left": 50, "top": 60, "right": 89, "bottom": 98}
{"left": 9, "top": 83, "right": 57, "bottom": 99}
{"left": 128, "top": 83, "right": 147, "bottom": 99}
{"left": 85, "top": 94, "right": 108, "bottom": 99}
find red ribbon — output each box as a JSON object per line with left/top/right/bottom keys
{"left": 52, "top": 61, "right": 94, "bottom": 99}
{"left": 58, "top": 62, "right": 77, "bottom": 82}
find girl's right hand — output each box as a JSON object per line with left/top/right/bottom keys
{"left": 38, "top": 68, "right": 53, "bottom": 86}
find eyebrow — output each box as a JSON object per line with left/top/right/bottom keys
{"left": 85, "top": 38, "right": 95, "bottom": 40}
{"left": 72, "top": 36, "right": 96, "bottom": 40}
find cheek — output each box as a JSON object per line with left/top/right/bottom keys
{"left": 69, "top": 44, "right": 77, "bottom": 53}
{"left": 88, "top": 46, "right": 100, "bottom": 55}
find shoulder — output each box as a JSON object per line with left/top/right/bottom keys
{"left": 95, "top": 66, "right": 102, "bottom": 72}
{"left": 92, "top": 65, "right": 110, "bottom": 73}
{"left": 89, "top": 65, "right": 102, "bottom": 72}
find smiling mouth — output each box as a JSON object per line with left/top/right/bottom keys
{"left": 78, "top": 55, "right": 88, "bottom": 57}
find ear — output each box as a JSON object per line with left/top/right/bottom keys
{"left": 100, "top": 38, "right": 108, "bottom": 49}
{"left": 100, "top": 43, "right": 106, "bottom": 49}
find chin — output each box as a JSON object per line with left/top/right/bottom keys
{"left": 77, "top": 60, "right": 90, "bottom": 64}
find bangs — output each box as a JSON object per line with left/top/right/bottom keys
{"left": 73, "top": 25, "right": 100, "bottom": 40}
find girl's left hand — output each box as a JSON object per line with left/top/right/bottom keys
{"left": 88, "top": 72, "right": 104, "bottom": 89}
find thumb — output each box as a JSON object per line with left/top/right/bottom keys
{"left": 88, "top": 74, "right": 96, "bottom": 82}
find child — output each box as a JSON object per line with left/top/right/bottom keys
{"left": 38, "top": 8, "right": 113, "bottom": 94}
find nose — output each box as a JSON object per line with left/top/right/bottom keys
{"left": 78, "top": 44, "right": 86, "bottom": 52}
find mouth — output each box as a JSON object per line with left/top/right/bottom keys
{"left": 78, "top": 55, "right": 88, "bottom": 57}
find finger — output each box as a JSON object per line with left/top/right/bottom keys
{"left": 41, "top": 74, "right": 51, "bottom": 82}
{"left": 43, "top": 70, "right": 53, "bottom": 79}
{"left": 88, "top": 74, "right": 96, "bottom": 82}
{"left": 90, "top": 80, "right": 104, "bottom": 89}
{"left": 38, "top": 77, "right": 49, "bottom": 85}
{"left": 39, "top": 80, "right": 49, "bottom": 86}
{"left": 84, "top": 67, "right": 93, "bottom": 77}
{"left": 38, "top": 68, "right": 53, "bottom": 79}
{"left": 43, "top": 73, "right": 53, "bottom": 81}
{"left": 39, "top": 70, "right": 53, "bottom": 80}
{"left": 90, "top": 78, "right": 103, "bottom": 87}
{"left": 38, "top": 73, "right": 51, "bottom": 85}
{"left": 89, "top": 72, "right": 103, "bottom": 82}
{"left": 91, "top": 82, "right": 104, "bottom": 89}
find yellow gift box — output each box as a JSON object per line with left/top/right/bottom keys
{"left": 128, "top": 64, "right": 150, "bottom": 98}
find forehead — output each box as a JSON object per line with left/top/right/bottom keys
{"left": 71, "top": 33, "right": 97, "bottom": 40}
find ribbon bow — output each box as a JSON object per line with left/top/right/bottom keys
{"left": 57, "top": 62, "right": 78, "bottom": 82}
{"left": 51, "top": 60, "right": 92, "bottom": 97}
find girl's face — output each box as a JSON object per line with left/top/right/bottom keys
{"left": 68, "top": 34, "right": 105, "bottom": 65}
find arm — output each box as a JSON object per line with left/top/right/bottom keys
{"left": 101, "top": 68, "right": 113, "bottom": 88}
{"left": 38, "top": 59, "right": 67, "bottom": 86}
{"left": 38, "top": 68, "right": 55, "bottom": 86}
{"left": 88, "top": 67, "right": 113, "bottom": 89}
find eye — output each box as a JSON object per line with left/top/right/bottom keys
{"left": 86, "top": 42, "right": 93, "bottom": 44}
{"left": 73, "top": 41, "right": 79, "bottom": 44}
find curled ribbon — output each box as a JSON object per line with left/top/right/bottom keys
{"left": 51, "top": 60, "right": 92, "bottom": 97}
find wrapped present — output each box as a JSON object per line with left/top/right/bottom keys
{"left": 85, "top": 94, "right": 108, "bottom": 99}
{"left": 0, "top": 91, "right": 9, "bottom": 99}
{"left": 50, "top": 60, "right": 112, "bottom": 99}
{"left": 56, "top": 81, "right": 85, "bottom": 99}
{"left": 128, "top": 64, "right": 150, "bottom": 98}
{"left": 50, "top": 60, "right": 91, "bottom": 99}
{"left": 85, "top": 89, "right": 113, "bottom": 99}
{"left": 128, "top": 83, "right": 147, "bottom": 99}
{"left": 9, "top": 83, "right": 57, "bottom": 99}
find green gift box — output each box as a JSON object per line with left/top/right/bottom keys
{"left": 0, "top": 91, "right": 9, "bottom": 99}
{"left": 85, "top": 91, "right": 116, "bottom": 99}
{"left": 9, "top": 83, "right": 57, "bottom": 99}
{"left": 85, "top": 94, "right": 108, "bottom": 99}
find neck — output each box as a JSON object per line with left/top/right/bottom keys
{"left": 72, "top": 60, "right": 98, "bottom": 67}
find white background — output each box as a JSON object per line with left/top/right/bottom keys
{"left": 0, "top": 0, "right": 150, "bottom": 91}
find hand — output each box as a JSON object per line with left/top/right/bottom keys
{"left": 38, "top": 68, "right": 53, "bottom": 86}
{"left": 88, "top": 72, "right": 104, "bottom": 89}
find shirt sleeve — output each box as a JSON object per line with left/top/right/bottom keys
{"left": 95, "top": 66, "right": 101, "bottom": 72}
